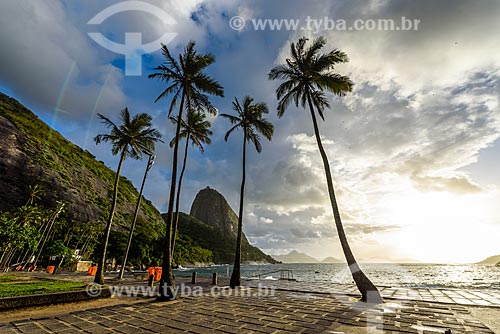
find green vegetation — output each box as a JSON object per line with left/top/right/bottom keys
{"left": 174, "top": 212, "right": 273, "bottom": 264}
{"left": 221, "top": 96, "right": 274, "bottom": 288}
{"left": 106, "top": 217, "right": 213, "bottom": 266}
{"left": 0, "top": 275, "right": 86, "bottom": 298}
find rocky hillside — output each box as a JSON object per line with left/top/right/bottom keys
{"left": 185, "top": 187, "right": 276, "bottom": 264}
{"left": 0, "top": 92, "right": 163, "bottom": 231}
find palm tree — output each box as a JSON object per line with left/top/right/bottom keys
{"left": 93, "top": 108, "right": 162, "bottom": 285}
{"left": 118, "top": 154, "right": 156, "bottom": 280}
{"left": 268, "top": 36, "right": 383, "bottom": 303}
{"left": 221, "top": 96, "right": 274, "bottom": 288}
{"left": 149, "top": 41, "right": 223, "bottom": 299}
{"left": 170, "top": 110, "right": 213, "bottom": 253}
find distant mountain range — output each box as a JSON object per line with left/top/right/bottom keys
{"left": 477, "top": 255, "right": 500, "bottom": 265}
{"left": 272, "top": 250, "right": 423, "bottom": 264}
{"left": 272, "top": 251, "right": 342, "bottom": 263}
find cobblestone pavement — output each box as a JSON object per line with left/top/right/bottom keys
{"left": 246, "top": 281, "right": 500, "bottom": 308}
{"left": 0, "top": 288, "right": 495, "bottom": 334}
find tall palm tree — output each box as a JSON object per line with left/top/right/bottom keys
{"left": 221, "top": 96, "right": 274, "bottom": 288}
{"left": 170, "top": 110, "right": 213, "bottom": 253}
{"left": 149, "top": 41, "right": 223, "bottom": 299}
{"left": 93, "top": 108, "right": 162, "bottom": 285}
{"left": 269, "top": 36, "right": 383, "bottom": 303}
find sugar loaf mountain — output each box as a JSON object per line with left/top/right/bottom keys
{"left": 0, "top": 92, "right": 275, "bottom": 266}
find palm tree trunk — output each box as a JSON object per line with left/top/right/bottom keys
{"left": 33, "top": 210, "right": 59, "bottom": 269}
{"left": 306, "top": 95, "right": 382, "bottom": 303}
{"left": 118, "top": 156, "right": 151, "bottom": 280}
{"left": 230, "top": 131, "right": 246, "bottom": 288}
{"left": 171, "top": 134, "right": 190, "bottom": 254}
{"left": 94, "top": 148, "right": 127, "bottom": 285}
{"left": 0, "top": 250, "right": 6, "bottom": 266}
{"left": 159, "top": 91, "right": 186, "bottom": 300}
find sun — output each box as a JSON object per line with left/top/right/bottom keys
{"left": 377, "top": 189, "right": 498, "bottom": 263}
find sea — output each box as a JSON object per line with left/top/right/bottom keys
{"left": 174, "top": 263, "right": 500, "bottom": 291}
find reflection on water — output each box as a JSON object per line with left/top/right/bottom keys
{"left": 174, "top": 263, "right": 500, "bottom": 290}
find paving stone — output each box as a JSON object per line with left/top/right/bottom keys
{"left": 3, "top": 284, "right": 498, "bottom": 334}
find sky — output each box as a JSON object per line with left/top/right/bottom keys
{"left": 0, "top": 0, "right": 499, "bottom": 264}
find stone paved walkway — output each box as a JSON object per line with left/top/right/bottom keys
{"left": 246, "top": 281, "right": 500, "bottom": 308}
{"left": 0, "top": 287, "right": 496, "bottom": 334}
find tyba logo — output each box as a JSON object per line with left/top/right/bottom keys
{"left": 87, "top": 1, "right": 177, "bottom": 76}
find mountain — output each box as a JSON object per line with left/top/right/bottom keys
{"left": 392, "top": 258, "right": 422, "bottom": 264}
{"left": 477, "top": 255, "right": 500, "bottom": 265}
{"left": 0, "top": 92, "right": 213, "bottom": 266}
{"left": 186, "top": 187, "right": 276, "bottom": 264}
{"left": 272, "top": 250, "right": 319, "bottom": 263}
{"left": 321, "top": 256, "right": 342, "bottom": 263}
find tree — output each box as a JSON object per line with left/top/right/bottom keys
{"left": 149, "top": 41, "right": 223, "bottom": 300}
{"left": 93, "top": 108, "right": 162, "bottom": 285}
{"left": 269, "top": 36, "right": 383, "bottom": 303}
{"left": 170, "top": 111, "right": 213, "bottom": 254}
{"left": 221, "top": 96, "right": 274, "bottom": 288}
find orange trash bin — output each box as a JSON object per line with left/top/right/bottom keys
{"left": 147, "top": 267, "right": 155, "bottom": 280}
{"left": 154, "top": 267, "right": 162, "bottom": 281}
{"left": 87, "top": 266, "right": 97, "bottom": 276}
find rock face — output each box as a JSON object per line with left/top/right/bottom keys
{"left": 190, "top": 187, "right": 243, "bottom": 241}
{"left": 188, "top": 187, "right": 275, "bottom": 264}
{"left": 0, "top": 114, "right": 27, "bottom": 210}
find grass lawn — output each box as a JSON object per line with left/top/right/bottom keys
{"left": 0, "top": 275, "right": 87, "bottom": 298}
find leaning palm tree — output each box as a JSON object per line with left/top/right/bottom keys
{"left": 149, "top": 41, "right": 223, "bottom": 300}
{"left": 118, "top": 154, "right": 156, "bottom": 280}
{"left": 221, "top": 96, "right": 274, "bottom": 288}
{"left": 170, "top": 110, "right": 213, "bottom": 253}
{"left": 93, "top": 108, "right": 162, "bottom": 285}
{"left": 269, "top": 36, "right": 383, "bottom": 303}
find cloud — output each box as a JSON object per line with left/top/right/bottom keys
{"left": 259, "top": 217, "right": 273, "bottom": 224}
{"left": 412, "top": 175, "right": 482, "bottom": 194}
{"left": 0, "top": 1, "right": 127, "bottom": 122}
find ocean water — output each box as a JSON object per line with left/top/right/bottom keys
{"left": 174, "top": 263, "right": 500, "bottom": 290}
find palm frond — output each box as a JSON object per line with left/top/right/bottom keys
{"left": 224, "top": 124, "right": 239, "bottom": 141}
{"left": 220, "top": 113, "right": 241, "bottom": 125}
{"left": 269, "top": 35, "right": 353, "bottom": 120}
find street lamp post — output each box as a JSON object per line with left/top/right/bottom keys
{"left": 118, "top": 154, "right": 155, "bottom": 280}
